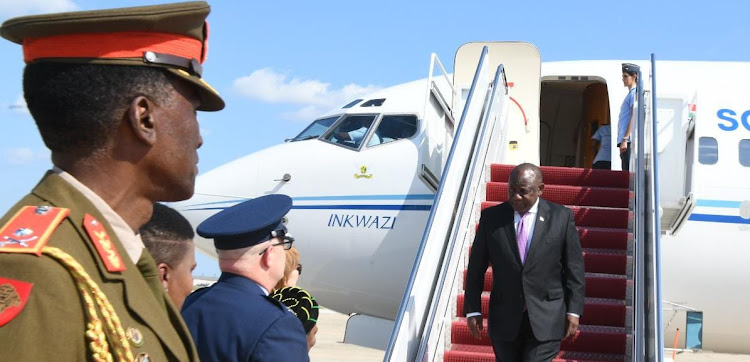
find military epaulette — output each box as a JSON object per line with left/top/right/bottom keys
{"left": 0, "top": 205, "right": 69, "bottom": 256}
{"left": 83, "top": 214, "right": 126, "bottom": 272}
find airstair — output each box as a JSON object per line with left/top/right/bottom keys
{"left": 384, "top": 44, "right": 664, "bottom": 361}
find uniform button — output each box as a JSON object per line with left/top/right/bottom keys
{"left": 136, "top": 352, "right": 150, "bottom": 362}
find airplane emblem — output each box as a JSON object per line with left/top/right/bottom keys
{"left": 354, "top": 165, "right": 373, "bottom": 179}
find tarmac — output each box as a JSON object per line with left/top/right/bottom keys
{"left": 310, "top": 308, "right": 750, "bottom": 362}
{"left": 666, "top": 351, "right": 750, "bottom": 361}
{"left": 310, "top": 308, "right": 384, "bottom": 362}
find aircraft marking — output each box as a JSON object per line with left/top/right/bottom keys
{"left": 688, "top": 214, "right": 750, "bottom": 224}
{"left": 292, "top": 205, "right": 430, "bottom": 211}
{"left": 327, "top": 214, "right": 397, "bottom": 229}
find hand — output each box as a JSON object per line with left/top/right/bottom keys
{"left": 619, "top": 141, "right": 628, "bottom": 154}
{"left": 564, "top": 315, "right": 579, "bottom": 340}
{"left": 466, "top": 315, "right": 483, "bottom": 339}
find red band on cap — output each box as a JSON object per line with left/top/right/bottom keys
{"left": 23, "top": 31, "right": 205, "bottom": 64}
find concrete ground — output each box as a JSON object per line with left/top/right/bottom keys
{"left": 308, "top": 308, "right": 750, "bottom": 362}
{"left": 310, "top": 308, "right": 385, "bottom": 362}
{"left": 666, "top": 351, "right": 750, "bottom": 361}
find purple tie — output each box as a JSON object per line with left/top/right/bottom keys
{"left": 517, "top": 212, "right": 531, "bottom": 264}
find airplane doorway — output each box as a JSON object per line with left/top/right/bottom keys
{"left": 539, "top": 77, "right": 610, "bottom": 168}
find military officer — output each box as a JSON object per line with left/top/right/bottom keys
{"left": 182, "top": 194, "right": 310, "bottom": 362}
{"left": 0, "top": 2, "right": 223, "bottom": 361}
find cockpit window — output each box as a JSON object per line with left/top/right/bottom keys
{"left": 342, "top": 99, "right": 363, "bottom": 109}
{"left": 360, "top": 98, "right": 385, "bottom": 107}
{"left": 291, "top": 116, "right": 340, "bottom": 142}
{"left": 367, "top": 115, "right": 418, "bottom": 147}
{"left": 322, "top": 114, "right": 378, "bottom": 149}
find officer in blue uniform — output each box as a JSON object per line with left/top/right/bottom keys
{"left": 181, "top": 194, "right": 309, "bottom": 362}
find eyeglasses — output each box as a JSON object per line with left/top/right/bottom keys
{"left": 296, "top": 263, "right": 302, "bottom": 276}
{"left": 258, "top": 231, "right": 295, "bottom": 255}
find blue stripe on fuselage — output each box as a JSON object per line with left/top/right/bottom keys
{"left": 688, "top": 213, "right": 750, "bottom": 224}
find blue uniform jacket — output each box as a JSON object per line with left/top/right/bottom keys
{"left": 181, "top": 272, "right": 309, "bottom": 362}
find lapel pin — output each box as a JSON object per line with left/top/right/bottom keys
{"left": 539, "top": 216, "right": 545, "bottom": 222}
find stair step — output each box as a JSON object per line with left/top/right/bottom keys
{"left": 490, "top": 164, "right": 630, "bottom": 188}
{"left": 578, "top": 227, "right": 631, "bottom": 251}
{"left": 583, "top": 250, "right": 631, "bottom": 276}
{"left": 465, "top": 247, "right": 630, "bottom": 276}
{"left": 481, "top": 202, "right": 630, "bottom": 229}
{"left": 472, "top": 226, "right": 631, "bottom": 251}
{"left": 464, "top": 270, "right": 632, "bottom": 300}
{"left": 487, "top": 183, "right": 631, "bottom": 208}
{"left": 456, "top": 293, "right": 632, "bottom": 327}
{"left": 451, "top": 319, "right": 630, "bottom": 355}
{"left": 447, "top": 345, "right": 626, "bottom": 362}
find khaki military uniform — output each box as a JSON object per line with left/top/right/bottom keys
{"left": 0, "top": 172, "right": 198, "bottom": 361}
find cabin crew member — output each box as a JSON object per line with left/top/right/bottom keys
{"left": 0, "top": 2, "right": 223, "bottom": 361}
{"left": 592, "top": 123, "right": 612, "bottom": 170}
{"left": 464, "top": 163, "right": 585, "bottom": 362}
{"left": 618, "top": 63, "right": 639, "bottom": 171}
{"left": 182, "top": 194, "right": 310, "bottom": 362}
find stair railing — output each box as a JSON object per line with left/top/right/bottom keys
{"left": 632, "top": 55, "right": 665, "bottom": 362}
{"left": 383, "top": 46, "right": 509, "bottom": 362}
{"left": 415, "top": 64, "right": 509, "bottom": 362}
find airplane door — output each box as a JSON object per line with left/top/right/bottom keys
{"left": 454, "top": 42, "right": 541, "bottom": 165}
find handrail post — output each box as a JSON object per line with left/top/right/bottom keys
{"left": 633, "top": 67, "right": 646, "bottom": 362}
{"left": 650, "top": 53, "right": 665, "bottom": 362}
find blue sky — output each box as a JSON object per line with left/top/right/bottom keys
{"left": 1, "top": 0, "right": 748, "bottom": 277}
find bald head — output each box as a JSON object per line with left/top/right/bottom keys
{"left": 507, "top": 163, "right": 544, "bottom": 214}
{"left": 509, "top": 163, "right": 543, "bottom": 185}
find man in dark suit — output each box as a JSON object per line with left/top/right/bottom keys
{"left": 182, "top": 194, "right": 310, "bottom": 362}
{"left": 464, "top": 163, "right": 585, "bottom": 362}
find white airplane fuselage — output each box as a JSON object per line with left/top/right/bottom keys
{"left": 175, "top": 57, "right": 750, "bottom": 353}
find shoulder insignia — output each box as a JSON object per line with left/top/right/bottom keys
{"left": 83, "top": 214, "right": 126, "bottom": 272}
{"left": 0, "top": 206, "right": 70, "bottom": 255}
{"left": 0, "top": 277, "right": 33, "bottom": 326}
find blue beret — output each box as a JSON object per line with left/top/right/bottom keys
{"left": 197, "top": 194, "right": 293, "bottom": 250}
{"left": 622, "top": 63, "right": 640, "bottom": 74}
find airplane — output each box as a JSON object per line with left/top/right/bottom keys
{"left": 173, "top": 42, "right": 750, "bottom": 357}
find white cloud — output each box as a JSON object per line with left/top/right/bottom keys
{"left": 3, "top": 147, "right": 49, "bottom": 166}
{"left": 232, "top": 68, "right": 382, "bottom": 122}
{"left": 280, "top": 105, "right": 330, "bottom": 123}
{"left": 0, "top": 0, "right": 78, "bottom": 20}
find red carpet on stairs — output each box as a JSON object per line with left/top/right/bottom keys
{"left": 446, "top": 165, "right": 632, "bottom": 362}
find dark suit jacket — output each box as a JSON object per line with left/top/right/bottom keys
{"left": 464, "top": 198, "right": 585, "bottom": 342}
{"left": 182, "top": 272, "right": 310, "bottom": 362}
{"left": 0, "top": 172, "right": 198, "bottom": 361}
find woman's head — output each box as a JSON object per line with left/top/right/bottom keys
{"left": 622, "top": 63, "right": 639, "bottom": 87}
{"left": 274, "top": 246, "right": 300, "bottom": 291}
{"left": 140, "top": 203, "right": 196, "bottom": 310}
